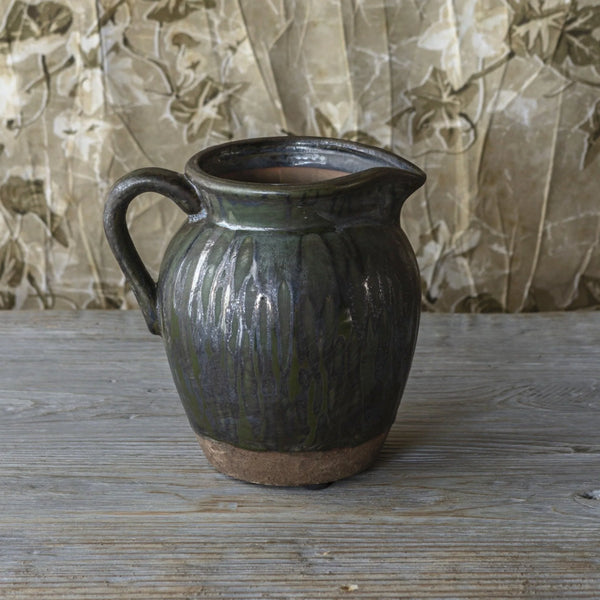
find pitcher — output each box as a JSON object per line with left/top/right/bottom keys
{"left": 104, "top": 136, "right": 426, "bottom": 486}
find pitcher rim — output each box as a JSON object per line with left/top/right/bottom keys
{"left": 185, "top": 136, "right": 426, "bottom": 198}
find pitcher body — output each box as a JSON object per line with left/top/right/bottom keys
{"left": 104, "top": 136, "right": 426, "bottom": 486}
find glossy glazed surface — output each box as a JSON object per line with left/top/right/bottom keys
{"left": 159, "top": 219, "right": 420, "bottom": 451}
{"left": 105, "top": 137, "right": 425, "bottom": 455}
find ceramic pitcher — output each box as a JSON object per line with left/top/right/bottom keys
{"left": 104, "top": 136, "right": 426, "bottom": 486}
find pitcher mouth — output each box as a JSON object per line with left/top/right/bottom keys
{"left": 185, "top": 136, "right": 425, "bottom": 195}
{"left": 219, "top": 166, "right": 350, "bottom": 185}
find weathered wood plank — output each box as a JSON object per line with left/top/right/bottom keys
{"left": 1, "top": 311, "right": 599, "bottom": 598}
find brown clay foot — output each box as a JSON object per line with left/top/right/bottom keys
{"left": 196, "top": 431, "right": 388, "bottom": 487}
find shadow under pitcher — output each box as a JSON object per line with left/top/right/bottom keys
{"left": 104, "top": 136, "right": 426, "bottom": 486}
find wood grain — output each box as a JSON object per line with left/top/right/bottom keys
{"left": 1, "top": 311, "right": 599, "bottom": 599}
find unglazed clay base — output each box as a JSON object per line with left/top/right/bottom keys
{"left": 197, "top": 431, "right": 389, "bottom": 487}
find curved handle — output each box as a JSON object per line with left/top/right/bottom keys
{"left": 104, "top": 167, "right": 202, "bottom": 336}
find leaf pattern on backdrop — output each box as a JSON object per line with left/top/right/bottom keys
{"left": 579, "top": 100, "right": 600, "bottom": 170}
{"left": 0, "top": 0, "right": 598, "bottom": 311}
{"left": 418, "top": 220, "right": 482, "bottom": 307}
{"left": 508, "top": 0, "right": 569, "bottom": 60}
{"left": 0, "top": 238, "right": 26, "bottom": 308}
{"left": 0, "top": 176, "right": 69, "bottom": 247}
{"left": 402, "top": 68, "right": 479, "bottom": 153}
{"left": 418, "top": 0, "right": 510, "bottom": 89}
{"left": 169, "top": 76, "right": 241, "bottom": 143}
{"left": 553, "top": 2, "right": 600, "bottom": 66}
{"left": 0, "top": 1, "right": 72, "bottom": 43}
{"left": 312, "top": 104, "right": 383, "bottom": 148}
{"left": 144, "top": 0, "right": 213, "bottom": 23}
{"left": 454, "top": 293, "right": 506, "bottom": 313}
{"left": 508, "top": 1, "right": 600, "bottom": 70}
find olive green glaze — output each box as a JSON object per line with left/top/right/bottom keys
{"left": 104, "top": 137, "right": 425, "bottom": 456}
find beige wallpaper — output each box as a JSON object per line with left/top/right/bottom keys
{"left": 0, "top": 0, "right": 599, "bottom": 312}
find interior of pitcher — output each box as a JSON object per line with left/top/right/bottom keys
{"left": 189, "top": 137, "right": 424, "bottom": 187}
{"left": 222, "top": 166, "right": 349, "bottom": 184}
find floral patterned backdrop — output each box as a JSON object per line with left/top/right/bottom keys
{"left": 0, "top": 0, "right": 599, "bottom": 312}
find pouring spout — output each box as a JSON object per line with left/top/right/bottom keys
{"left": 310, "top": 156, "right": 426, "bottom": 228}
{"left": 363, "top": 163, "right": 426, "bottom": 224}
{"left": 391, "top": 164, "right": 427, "bottom": 200}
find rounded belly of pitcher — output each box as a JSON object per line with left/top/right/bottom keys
{"left": 157, "top": 220, "right": 420, "bottom": 486}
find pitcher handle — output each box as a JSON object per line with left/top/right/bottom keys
{"left": 104, "top": 168, "right": 201, "bottom": 336}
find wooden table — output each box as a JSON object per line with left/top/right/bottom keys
{"left": 1, "top": 311, "right": 599, "bottom": 599}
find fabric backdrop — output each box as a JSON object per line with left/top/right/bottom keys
{"left": 0, "top": 0, "right": 599, "bottom": 312}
